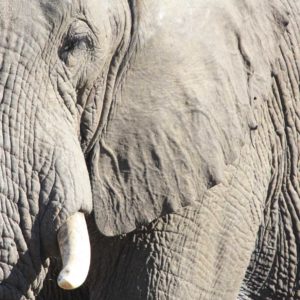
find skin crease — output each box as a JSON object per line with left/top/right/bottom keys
{"left": 0, "top": 0, "right": 298, "bottom": 300}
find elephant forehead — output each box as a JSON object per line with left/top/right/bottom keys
{"left": 0, "top": 1, "right": 35, "bottom": 26}
{"left": 0, "top": 1, "right": 67, "bottom": 32}
{"left": 0, "top": 0, "right": 97, "bottom": 30}
{"left": 0, "top": 0, "right": 87, "bottom": 56}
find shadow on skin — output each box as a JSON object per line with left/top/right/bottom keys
{"left": 38, "top": 259, "right": 89, "bottom": 300}
{"left": 0, "top": 250, "right": 40, "bottom": 300}
{"left": 0, "top": 210, "right": 88, "bottom": 300}
{"left": 0, "top": 250, "right": 89, "bottom": 300}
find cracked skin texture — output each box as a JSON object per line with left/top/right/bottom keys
{"left": 0, "top": 0, "right": 299, "bottom": 299}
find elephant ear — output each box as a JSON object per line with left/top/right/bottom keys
{"left": 86, "top": 0, "right": 289, "bottom": 237}
{"left": 86, "top": 1, "right": 249, "bottom": 237}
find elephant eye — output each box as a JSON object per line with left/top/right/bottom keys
{"left": 63, "top": 34, "right": 93, "bottom": 53}
{"left": 59, "top": 30, "right": 94, "bottom": 67}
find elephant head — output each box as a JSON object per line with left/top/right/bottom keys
{"left": 0, "top": 0, "right": 299, "bottom": 299}
{"left": 0, "top": 0, "right": 124, "bottom": 297}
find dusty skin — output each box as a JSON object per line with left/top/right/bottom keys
{"left": 0, "top": 0, "right": 298, "bottom": 299}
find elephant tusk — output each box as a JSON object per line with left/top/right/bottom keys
{"left": 57, "top": 212, "right": 91, "bottom": 290}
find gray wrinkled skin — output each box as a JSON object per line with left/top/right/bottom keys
{"left": 0, "top": 0, "right": 299, "bottom": 299}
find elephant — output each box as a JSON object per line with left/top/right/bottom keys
{"left": 0, "top": 0, "right": 299, "bottom": 299}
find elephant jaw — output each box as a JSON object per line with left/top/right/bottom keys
{"left": 57, "top": 212, "right": 91, "bottom": 290}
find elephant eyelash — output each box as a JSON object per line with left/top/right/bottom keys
{"left": 61, "top": 34, "right": 94, "bottom": 53}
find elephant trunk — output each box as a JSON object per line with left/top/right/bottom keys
{"left": 57, "top": 212, "right": 91, "bottom": 290}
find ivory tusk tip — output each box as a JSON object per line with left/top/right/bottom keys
{"left": 57, "top": 279, "right": 75, "bottom": 290}
{"left": 57, "top": 271, "right": 83, "bottom": 290}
